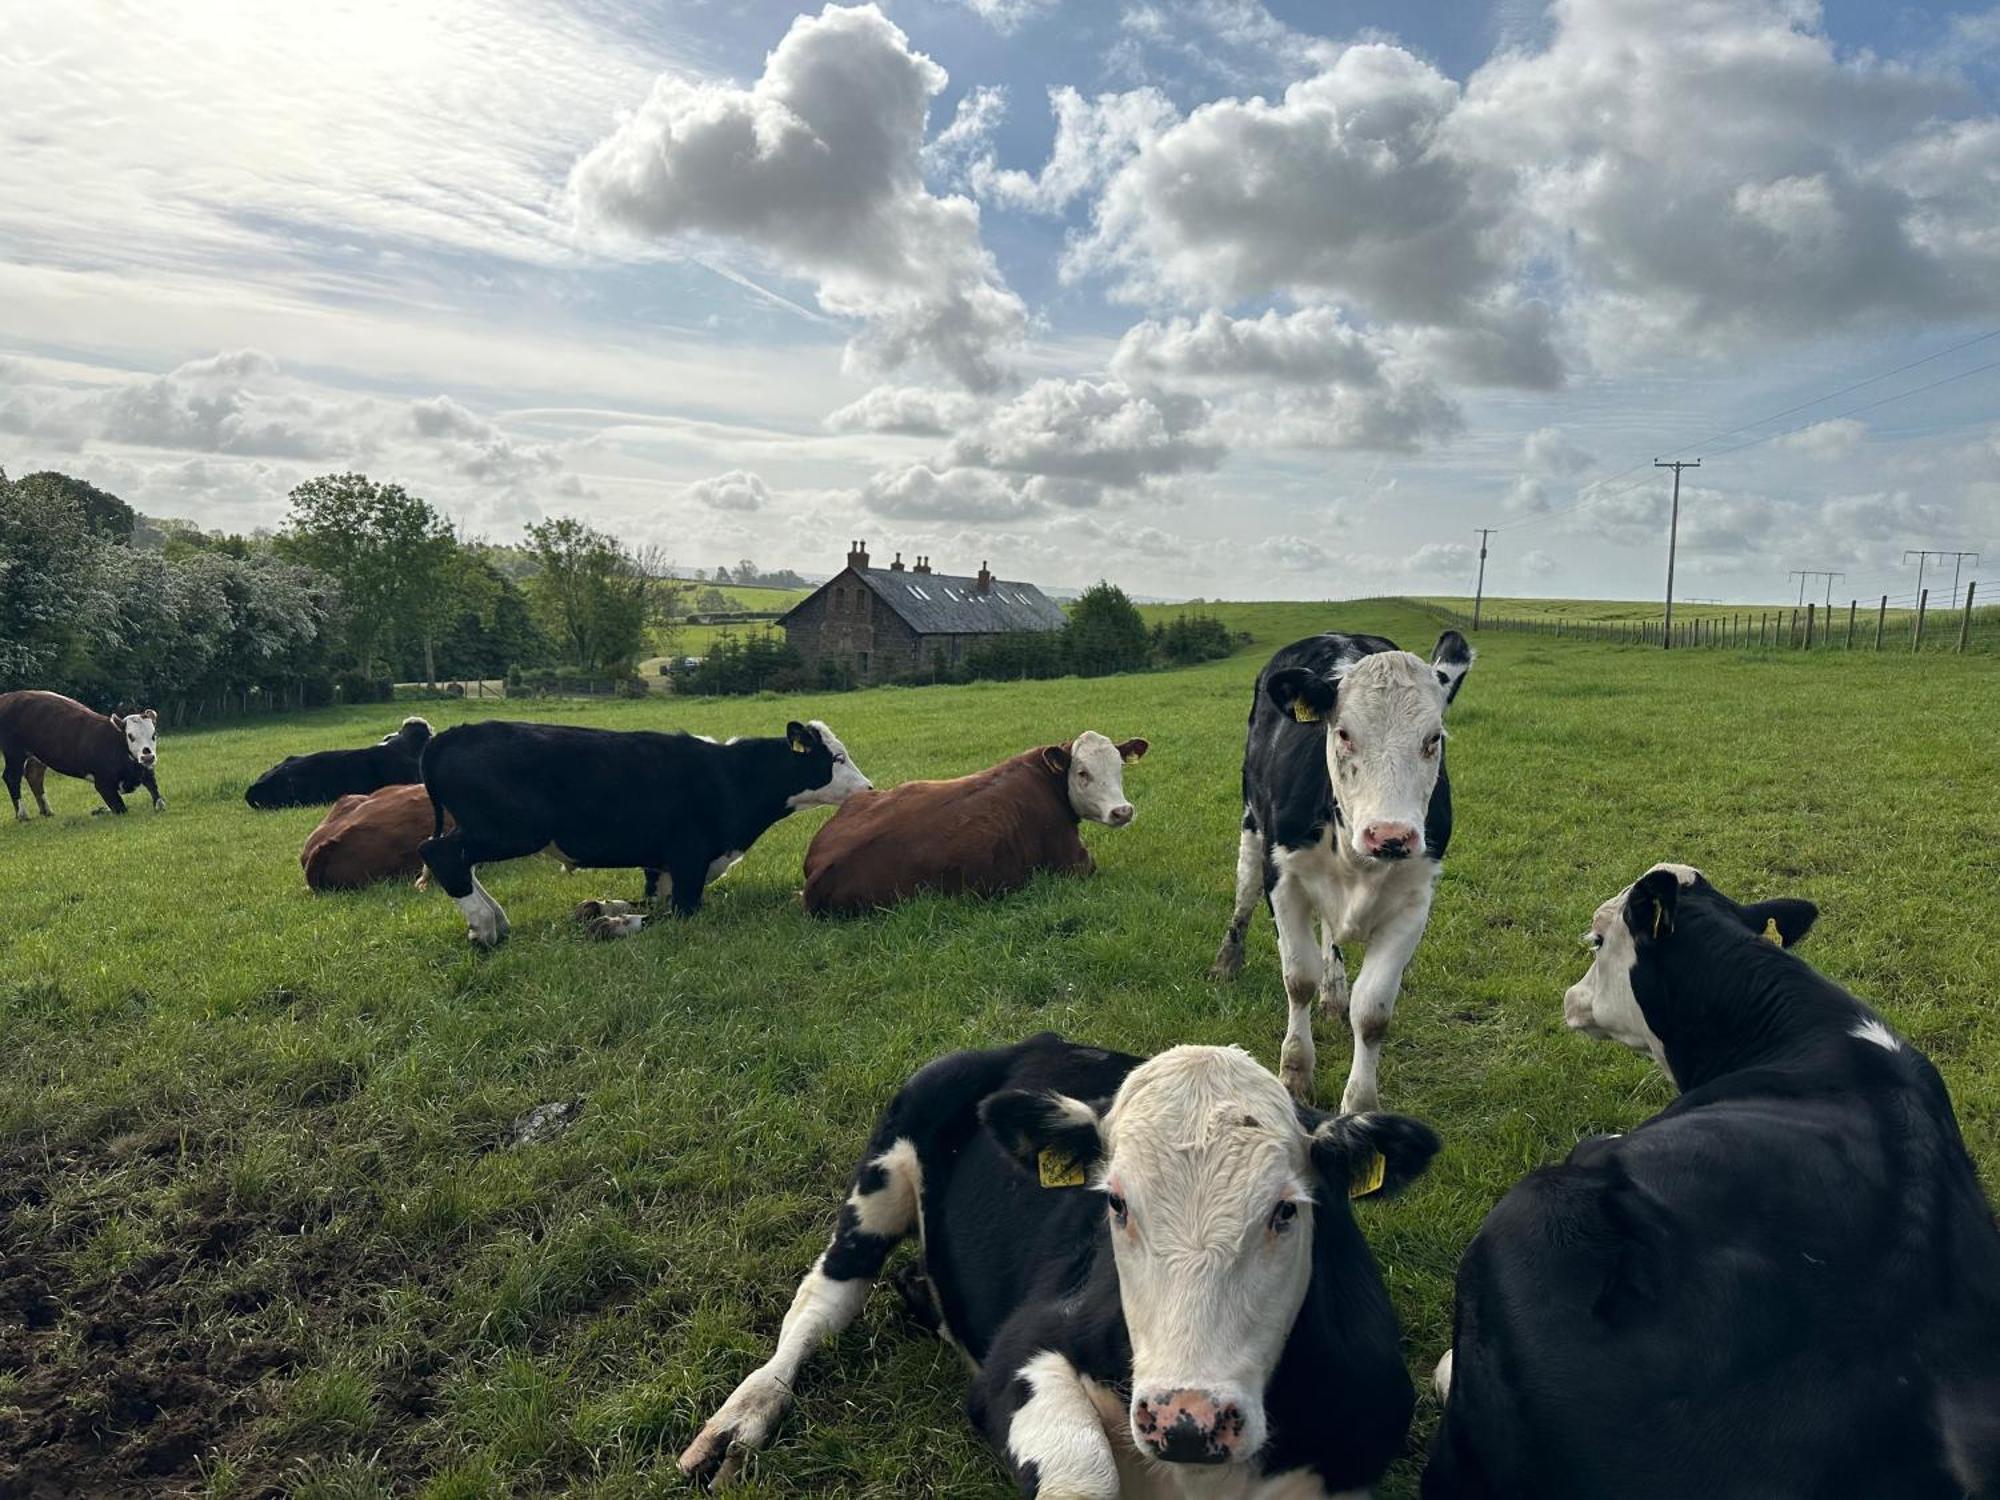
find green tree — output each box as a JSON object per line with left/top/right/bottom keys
{"left": 18, "top": 470, "right": 137, "bottom": 541}
{"left": 524, "top": 517, "right": 651, "bottom": 674}
{"left": 277, "top": 473, "right": 458, "bottom": 680}
{"left": 0, "top": 468, "right": 103, "bottom": 688}
{"left": 1064, "top": 581, "right": 1151, "bottom": 676}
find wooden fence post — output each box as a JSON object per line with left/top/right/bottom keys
{"left": 1804, "top": 602, "right": 1815, "bottom": 649}
{"left": 1957, "top": 580, "right": 1977, "bottom": 653}
{"left": 1845, "top": 599, "right": 1856, "bottom": 649}
{"left": 1875, "top": 595, "right": 1887, "bottom": 650}
{"left": 1912, "top": 589, "right": 1928, "bottom": 652}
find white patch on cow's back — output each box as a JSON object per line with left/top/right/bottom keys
{"left": 849, "top": 1137, "right": 922, "bottom": 1238}
{"left": 1850, "top": 1017, "right": 1901, "bottom": 1052}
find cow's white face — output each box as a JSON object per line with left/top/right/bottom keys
{"left": 114, "top": 711, "right": 158, "bottom": 767}
{"left": 785, "top": 719, "right": 872, "bottom": 809}
{"left": 1563, "top": 864, "right": 1700, "bottom": 1071}
{"left": 1326, "top": 652, "right": 1446, "bottom": 862}
{"left": 1062, "top": 730, "right": 1148, "bottom": 827}
{"left": 1096, "top": 1047, "right": 1316, "bottom": 1465}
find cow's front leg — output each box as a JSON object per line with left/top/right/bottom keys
{"left": 1271, "top": 874, "right": 1324, "bottom": 1102}
{"left": 138, "top": 765, "right": 165, "bottom": 811}
{"left": 91, "top": 776, "right": 128, "bottom": 815}
{"left": 665, "top": 857, "right": 707, "bottom": 918}
{"left": 1341, "top": 893, "right": 1432, "bottom": 1114}
{"left": 1319, "top": 923, "right": 1350, "bottom": 1021}
{"left": 3, "top": 754, "right": 24, "bottom": 821}
{"left": 642, "top": 866, "right": 662, "bottom": 904}
{"left": 983, "top": 1351, "right": 1120, "bottom": 1500}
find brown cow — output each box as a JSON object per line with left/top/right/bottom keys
{"left": 301, "top": 783, "right": 453, "bottom": 891}
{"left": 0, "top": 690, "right": 163, "bottom": 819}
{"left": 802, "top": 730, "right": 1148, "bottom": 916}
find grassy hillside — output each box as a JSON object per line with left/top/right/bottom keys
{"left": 2, "top": 599, "right": 1995, "bottom": 1498}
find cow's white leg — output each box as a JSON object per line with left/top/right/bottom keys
{"left": 1319, "top": 921, "right": 1350, "bottom": 1021}
{"left": 1271, "top": 874, "right": 1324, "bottom": 1101}
{"left": 1433, "top": 1347, "right": 1454, "bottom": 1404}
{"left": 1341, "top": 892, "right": 1432, "bottom": 1114}
{"left": 1209, "top": 816, "right": 1263, "bottom": 979}
{"left": 454, "top": 889, "right": 501, "bottom": 947}
{"left": 1003, "top": 1351, "right": 1120, "bottom": 1500}
{"left": 680, "top": 1138, "right": 921, "bottom": 1491}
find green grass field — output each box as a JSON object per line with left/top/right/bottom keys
{"left": 3, "top": 600, "right": 1996, "bottom": 1498}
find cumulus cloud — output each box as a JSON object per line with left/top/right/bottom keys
{"left": 972, "top": 86, "right": 1177, "bottom": 213}
{"left": 862, "top": 462, "right": 1046, "bottom": 521}
{"left": 685, "top": 470, "right": 772, "bottom": 512}
{"left": 406, "top": 394, "right": 560, "bottom": 483}
{"left": 1776, "top": 417, "right": 1866, "bottom": 459}
{"left": 569, "top": 4, "right": 1026, "bottom": 390}
{"left": 924, "top": 85, "right": 1009, "bottom": 184}
{"left": 1410, "top": 541, "right": 1476, "bottom": 579}
{"left": 1255, "top": 534, "right": 1335, "bottom": 572}
{"left": 97, "top": 350, "right": 337, "bottom": 459}
{"left": 949, "top": 0, "right": 1056, "bottom": 34}
{"left": 824, "top": 384, "right": 983, "bottom": 436}
{"left": 1112, "top": 307, "right": 1462, "bottom": 450}
{"left": 944, "top": 377, "right": 1222, "bottom": 488}
{"left": 1521, "top": 426, "right": 1595, "bottom": 476}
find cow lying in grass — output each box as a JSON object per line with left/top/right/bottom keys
{"left": 420, "top": 718, "right": 870, "bottom": 946}
{"left": 246, "top": 716, "right": 432, "bottom": 809}
{"left": 1425, "top": 865, "right": 2000, "bottom": 1500}
{"left": 0, "top": 690, "right": 163, "bottom": 819}
{"left": 801, "top": 731, "right": 1149, "bottom": 915}
{"left": 681, "top": 1031, "right": 1439, "bottom": 1496}
{"left": 301, "top": 784, "right": 451, "bottom": 891}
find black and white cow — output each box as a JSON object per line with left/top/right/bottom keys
{"left": 1425, "top": 865, "right": 2000, "bottom": 1500}
{"left": 1211, "top": 631, "right": 1473, "bottom": 1111}
{"left": 244, "top": 716, "right": 433, "bottom": 809}
{"left": 418, "top": 718, "right": 869, "bottom": 946}
{"left": 681, "top": 1032, "right": 1439, "bottom": 1497}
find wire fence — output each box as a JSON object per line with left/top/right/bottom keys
{"left": 1416, "top": 583, "right": 1997, "bottom": 655}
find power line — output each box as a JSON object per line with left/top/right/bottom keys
{"left": 1788, "top": 569, "right": 1846, "bottom": 611}
{"left": 1471, "top": 528, "right": 1494, "bottom": 630}
{"left": 1656, "top": 460, "right": 1699, "bottom": 647}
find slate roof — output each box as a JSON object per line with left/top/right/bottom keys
{"left": 783, "top": 567, "right": 1069, "bottom": 635}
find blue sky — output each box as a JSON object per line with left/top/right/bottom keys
{"left": 2, "top": 0, "right": 1995, "bottom": 604}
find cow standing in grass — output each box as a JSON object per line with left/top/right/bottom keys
{"left": 419, "top": 718, "right": 869, "bottom": 946}
{"left": 0, "top": 690, "right": 164, "bottom": 819}
{"left": 681, "top": 1032, "right": 1439, "bottom": 1496}
{"left": 1425, "top": 865, "right": 2000, "bottom": 1499}
{"left": 1210, "top": 631, "right": 1472, "bottom": 1111}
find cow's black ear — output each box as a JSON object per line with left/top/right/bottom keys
{"left": 1041, "top": 744, "right": 1073, "bottom": 774}
{"left": 1266, "top": 669, "right": 1338, "bottom": 725}
{"left": 1300, "top": 1108, "right": 1440, "bottom": 1201}
{"left": 1626, "top": 868, "right": 1683, "bottom": 945}
{"left": 786, "top": 721, "right": 816, "bottom": 754}
{"left": 1743, "top": 897, "right": 1816, "bottom": 949}
{"left": 981, "top": 1090, "right": 1105, "bottom": 1187}
{"left": 1431, "top": 631, "right": 1473, "bottom": 706}
{"left": 1116, "top": 737, "right": 1149, "bottom": 764}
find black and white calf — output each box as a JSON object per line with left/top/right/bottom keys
{"left": 418, "top": 718, "right": 869, "bottom": 946}
{"left": 681, "top": 1033, "right": 1439, "bottom": 1497}
{"left": 1425, "top": 865, "right": 2000, "bottom": 1500}
{"left": 1211, "top": 631, "right": 1473, "bottom": 1111}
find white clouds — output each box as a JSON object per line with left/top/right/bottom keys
{"left": 824, "top": 384, "right": 983, "bottom": 436}
{"left": 972, "top": 87, "right": 1177, "bottom": 213}
{"left": 685, "top": 470, "right": 772, "bottom": 513}
{"left": 944, "top": 377, "right": 1221, "bottom": 488}
{"left": 923, "top": 85, "right": 1010, "bottom": 184}
{"left": 1254, "top": 535, "right": 1336, "bottom": 572}
{"left": 1776, "top": 417, "right": 1866, "bottom": 458}
{"left": 96, "top": 352, "right": 340, "bottom": 460}
{"left": 570, "top": 4, "right": 1026, "bottom": 389}
{"left": 1521, "top": 426, "right": 1595, "bottom": 476}
{"left": 949, "top": 0, "right": 1057, "bottom": 34}
{"left": 862, "top": 462, "right": 1045, "bottom": 521}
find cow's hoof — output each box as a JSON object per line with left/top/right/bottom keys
{"left": 585, "top": 914, "right": 645, "bottom": 941}
{"left": 11, "top": 810, "right": 26, "bottom": 824}
{"left": 1207, "top": 942, "right": 1244, "bottom": 981}
{"left": 1278, "top": 1043, "right": 1315, "bottom": 1103}
{"left": 679, "top": 1370, "right": 791, "bottom": 1490}
{"left": 1432, "top": 1348, "right": 1455, "bottom": 1404}
{"left": 151, "top": 800, "right": 166, "bottom": 812}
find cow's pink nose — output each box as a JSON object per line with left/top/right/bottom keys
{"left": 1107, "top": 804, "right": 1134, "bottom": 827}
{"left": 1362, "top": 822, "right": 1419, "bottom": 859}
{"left": 1132, "top": 1390, "right": 1244, "bottom": 1465}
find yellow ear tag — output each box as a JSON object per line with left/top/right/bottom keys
{"left": 791, "top": 740, "right": 808, "bottom": 754}
{"left": 1652, "top": 906, "right": 1670, "bottom": 939}
{"left": 1291, "top": 701, "right": 1320, "bottom": 724}
{"left": 1037, "top": 1147, "right": 1087, "bottom": 1189}
{"left": 1761, "top": 917, "right": 1783, "bottom": 946}
{"left": 1349, "top": 1150, "right": 1387, "bottom": 1199}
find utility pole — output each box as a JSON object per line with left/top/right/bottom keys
{"left": 1472, "top": 528, "right": 1494, "bottom": 630}
{"left": 1789, "top": 569, "right": 1845, "bottom": 612}
{"left": 1655, "top": 460, "right": 1699, "bottom": 648}
{"left": 1902, "top": 550, "right": 1978, "bottom": 608}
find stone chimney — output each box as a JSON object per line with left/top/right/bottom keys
{"left": 912, "top": 555, "right": 931, "bottom": 574}
{"left": 976, "top": 560, "right": 993, "bottom": 594}
{"left": 846, "top": 539, "right": 870, "bottom": 570}
{"left": 890, "top": 551, "right": 906, "bottom": 572}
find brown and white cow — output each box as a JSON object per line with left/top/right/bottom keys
{"left": 0, "top": 690, "right": 163, "bottom": 819}
{"left": 801, "top": 731, "right": 1148, "bottom": 916}
{"left": 302, "top": 783, "right": 453, "bottom": 892}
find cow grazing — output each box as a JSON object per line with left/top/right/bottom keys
{"left": 1210, "top": 630, "right": 1473, "bottom": 1111}
{"left": 301, "top": 784, "right": 452, "bottom": 892}
{"left": 801, "top": 731, "right": 1149, "bottom": 916}
{"left": 1424, "top": 865, "right": 2000, "bottom": 1500}
{"left": 681, "top": 1033, "right": 1439, "bottom": 1496}
{"left": 245, "top": 717, "right": 432, "bottom": 809}
{"left": 0, "top": 690, "right": 163, "bottom": 819}
{"left": 419, "top": 718, "right": 870, "bottom": 946}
